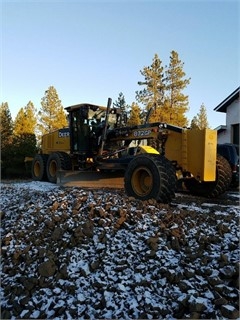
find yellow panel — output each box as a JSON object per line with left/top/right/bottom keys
{"left": 42, "top": 128, "right": 70, "bottom": 154}
{"left": 164, "top": 130, "right": 183, "bottom": 164}
{"left": 186, "top": 129, "right": 217, "bottom": 181}
{"left": 138, "top": 145, "right": 159, "bottom": 154}
{"left": 203, "top": 129, "right": 217, "bottom": 181}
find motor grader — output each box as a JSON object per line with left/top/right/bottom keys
{"left": 31, "top": 98, "right": 232, "bottom": 203}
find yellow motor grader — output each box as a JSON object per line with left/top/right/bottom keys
{"left": 31, "top": 98, "right": 232, "bottom": 203}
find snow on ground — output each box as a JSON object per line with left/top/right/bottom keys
{"left": 1, "top": 180, "right": 59, "bottom": 192}
{"left": 0, "top": 182, "right": 239, "bottom": 319}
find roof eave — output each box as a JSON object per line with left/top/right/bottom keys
{"left": 214, "top": 125, "right": 227, "bottom": 132}
{"left": 214, "top": 86, "right": 240, "bottom": 113}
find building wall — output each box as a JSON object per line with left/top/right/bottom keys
{"left": 226, "top": 99, "right": 239, "bottom": 127}
{"left": 217, "top": 130, "right": 229, "bottom": 144}
{"left": 217, "top": 98, "right": 240, "bottom": 144}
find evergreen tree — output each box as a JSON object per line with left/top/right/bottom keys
{"left": 136, "top": 54, "right": 165, "bottom": 123}
{"left": 0, "top": 102, "right": 14, "bottom": 177}
{"left": 0, "top": 102, "right": 13, "bottom": 151}
{"left": 164, "top": 50, "right": 190, "bottom": 127}
{"left": 38, "top": 86, "right": 67, "bottom": 135}
{"left": 113, "top": 92, "right": 129, "bottom": 126}
{"left": 190, "top": 116, "right": 199, "bottom": 129}
{"left": 113, "top": 92, "right": 129, "bottom": 113}
{"left": 127, "top": 102, "right": 142, "bottom": 126}
{"left": 14, "top": 101, "right": 37, "bottom": 135}
{"left": 13, "top": 101, "right": 37, "bottom": 162}
{"left": 191, "top": 103, "right": 209, "bottom": 129}
{"left": 136, "top": 52, "right": 190, "bottom": 126}
{"left": 13, "top": 133, "right": 37, "bottom": 159}
{"left": 1, "top": 102, "right": 37, "bottom": 178}
{"left": 13, "top": 108, "right": 25, "bottom": 135}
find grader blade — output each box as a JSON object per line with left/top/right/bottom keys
{"left": 57, "top": 170, "right": 124, "bottom": 189}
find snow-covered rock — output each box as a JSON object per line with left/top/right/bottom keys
{"left": 0, "top": 182, "right": 239, "bottom": 319}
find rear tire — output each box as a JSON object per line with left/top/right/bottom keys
{"left": 124, "top": 154, "right": 176, "bottom": 203}
{"left": 184, "top": 154, "right": 232, "bottom": 197}
{"left": 46, "top": 152, "right": 72, "bottom": 183}
{"left": 31, "top": 154, "right": 49, "bottom": 181}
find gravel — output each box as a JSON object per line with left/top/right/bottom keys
{"left": 0, "top": 181, "right": 239, "bottom": 319}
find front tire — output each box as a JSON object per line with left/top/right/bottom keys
{"left": 124, "top": 154, "right": 176, "bottom": 203}
{"left": 184, "top": 154, "right": 232, "bottom": 197}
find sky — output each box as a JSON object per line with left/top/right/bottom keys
{"left": 1, "top": 0, "right": 239, "bottom": 129}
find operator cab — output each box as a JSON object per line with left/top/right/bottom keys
{"left": 65, "top": 103, "right": 120, "bottom": 159}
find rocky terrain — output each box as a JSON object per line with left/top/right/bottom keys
{"left": 0, "top": 181, "right": 239, "bottom": 319}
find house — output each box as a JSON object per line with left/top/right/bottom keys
{"left": 214, "top": 86, "right": 240, "bottom": 145}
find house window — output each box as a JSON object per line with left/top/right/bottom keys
{"left": 232, "top": 124, "right": 239, "bottom": 145}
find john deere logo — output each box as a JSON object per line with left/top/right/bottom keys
{"left": 58, "top": 129, "right": 70, "bottom": 138}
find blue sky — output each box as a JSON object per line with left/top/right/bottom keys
{"left": 1, "top": 0, "right": 239, "bottom": 129}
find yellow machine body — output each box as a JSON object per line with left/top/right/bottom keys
{"left": 41, "top": 128, "right": 70, "bottom": 155}
{"left": 41, "top": 124, "right": 217, "bottom": 182}
{"left": 164, "top": 128, "right": 217, "bottom": 181}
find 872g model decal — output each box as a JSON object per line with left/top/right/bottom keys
{"left": 133, "top": 129, "right": 151, "bottom": 137}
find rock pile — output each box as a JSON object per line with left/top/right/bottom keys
{"left": 1, "top": 182, "right": 239, "bottom": 319}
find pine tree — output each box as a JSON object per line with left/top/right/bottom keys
{"left": 190, "top": 116, "right": 199, "bottom": 129}
{"left": 0, "top": 102, "right": 13, "bottom": 151}
{"left": 164, "top": 50, "right": 190, "bottom": 127}
{"left": 14, "top": 108, "right": 25, "bottom": 135}
{"left": 136, "top": 54, "right": 165, "bottom": 123}
{"left": 113, "top": 92, "right": 129, "bottom": 126}
{"left": 127, "top": 102, "right": 142, "bottom": 126}
{"left": 191, "top": 103, "right": 209, "bottom": 129}
{"left": 13, "top": 133, "right": 37, "bottom": 159}
{"left": 14, "top": 101, "right": 37, "bottom": 136}
{"left": 136, "top": 52, "right": 190, "bottom": 126}
{"left": 113, "top": 92, "right": 129, "bottom": 113}
{"left": 13, "top": 101, "right": 37, "bottom": 161}
{"left": 38, "top": 86, "right": 68, "bottom": 135}
{"left": 1, "top": 102, "right": 14, "bottom": 177}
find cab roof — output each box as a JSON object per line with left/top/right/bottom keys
{"left": 65, "top": 103, "right": 106, "bottom": 112}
